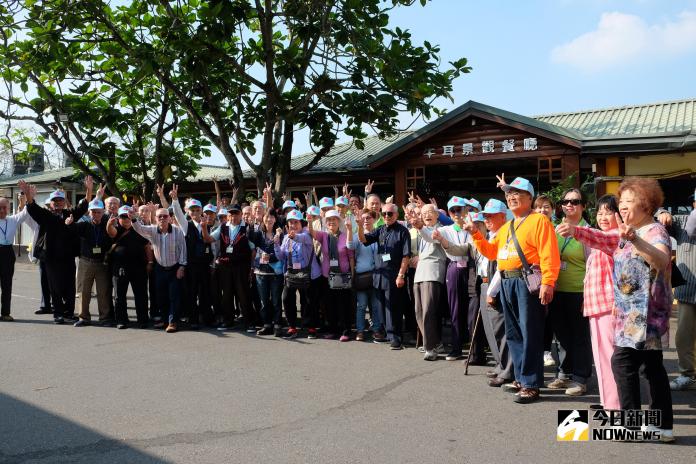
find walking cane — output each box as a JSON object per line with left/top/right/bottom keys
{"left": 463, "top": 306, "right": 483, "bottom": 375}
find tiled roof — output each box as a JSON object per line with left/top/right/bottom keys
{"left": 534, "top": 98, "right": 696, "bottom": 138}
{"left": 0, "top": 167, "right": 75, "bottom": 186}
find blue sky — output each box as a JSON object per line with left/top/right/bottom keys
{"left": 203, "top": 0, "right": 696, "bottom": 165}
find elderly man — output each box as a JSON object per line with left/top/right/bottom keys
{"left": 465, "top": 177, "right": 560, "bottom": 404}
{"left": 358, "top": 202, "right": 411, "bottom": 350}
{"left": 0, "top": 195, "right": 30, "bottom": 321}
{"left": 67, "top": 199, "right": 114, "bottom": 326}
{"left": 19, "top": 178, "right": 94, "bottom": 324}
{"left": 104, "top": 196, "right": 121, "bottom": 218}
{"left": 131, "top": 202, "right": 187, "bottom": 333}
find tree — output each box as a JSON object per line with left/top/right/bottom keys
{"left": 7, "top": 0, "right": 470, "bottom": 198}
{"left": 0, "top": 0, "right": 207, "bottom": 198}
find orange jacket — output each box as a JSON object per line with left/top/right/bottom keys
{"left": 472, "top": 212, "right": 560, "bottom": 286}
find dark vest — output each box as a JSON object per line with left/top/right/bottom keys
{"left": 219, "top": 223, "right": 251, "bottom": 265}
{"left": 185, "top": 221, "right": 212, "bottom": 265}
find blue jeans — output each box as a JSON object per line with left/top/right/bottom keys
{"left": 499, "top": 276, "right": 545, "bottom": 389}
{"left": 256, "top": 274, "right": 283, "bottom": 327}
{"left": 356, "top": 288, "right": 382, "bottom": 332}
{"left": 155, "top": 264, "right": 182, "bottom": 324}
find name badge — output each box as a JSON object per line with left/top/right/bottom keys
{"left": 498, "top": 248, "right": 509, "bottom": 260}
{"left": 92, "top": 247, "right": 102, "bottom": 254}
{"left": 292, "top": 262, "right": 302, "bottom": 270}
{"left": 381, "top": 253, "right": 391, "bottom": 262}
{"left": 205, "top": 248, "right": 210, "bottom": 254}
{"left": 456, "top": 261, "right": 467, "bottom": 268}
{"left": 226, "top": 245, "right": 234, "bottom": 254}
{"left": 329, "top": 259, "right": 339, "bottom": 267}
{"left": 560, "top": 261, "right": 568, "bottom": 271}
{"left": 260, "top": 253, "right": 270, "bottom": 264}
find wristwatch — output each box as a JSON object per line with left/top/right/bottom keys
{"left": 397, "top": 273, "right": 406, "bottom": 279}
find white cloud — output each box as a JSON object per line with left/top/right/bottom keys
{"left": 551, "top": 11, "right": 696, "bottom": 72}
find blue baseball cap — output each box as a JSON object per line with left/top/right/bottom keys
{"left": 502, "top": 177, "right": 535, "bottom": 197}
{"left": 203, "top": 204, "right": 217, "bottom": 213}
{"left": 217, "top": 208, "right": 228, "bottom": 217}
{"left": 335, "top": 196, "right": 349, "bottom": 207}
{"left": 467, "top": 198, "right": 482, "bottom": 211}
{"left": 482, "top": 199, "right": 507, "bottom": 215}
{"left": 282, "top": 200, "right": 296, "bottom": 210}
{"left": 88, "top": 199, "right": 105, "bottom": 210}
{"left": 48, "top": 190, "right": 66, "bottom": 201}
{"left": 469, "top": 212, "right": 484, "bottom": 223}
{"left": 286, "top": 209, "right": 304, "bottom": 221}
{"left": 117, "top": 206, "right": 131, "bottom": 216}
{"left": 447, "top": 196, "right": 469, "bottom": 211}
{"left": 319, "top": 197, "right": 334, "bottom": 209}
{"left": 187, "top": 199, "right": 202, "bottom": 209}
{"left": 306, "top": 205, "right": 321, "bottom": 216}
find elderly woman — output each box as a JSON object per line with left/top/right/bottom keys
{"left": 558, "top": 178, "right": 674, "bottom": 442}
{"left": 411, "top": 204, "right": 471, "bottom": 360}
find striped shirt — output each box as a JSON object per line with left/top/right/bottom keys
{"left": 671, "top": 211, "right": 696, "bottom": 304}
{"left": 132, "top": 221, "right": 187, "bottom": 267}
{"left": 0, "top": 208, "right": 29, "bottom": 245}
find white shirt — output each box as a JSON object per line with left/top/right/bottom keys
{"left": 0, "top": 208, "right": 29, "bottom": 245}
{"left": 438, "top": 225, "right": 471, "bottom": 262}
{"left": 486, "top": 229, "right": 501, "bottom": 298}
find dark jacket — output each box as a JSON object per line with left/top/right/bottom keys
{"left": 28, "top": 199, "right": 89, "bottom": 261}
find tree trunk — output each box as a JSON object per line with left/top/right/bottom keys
{"left": 273, "top": 121, "right": 294, "bottom": 200}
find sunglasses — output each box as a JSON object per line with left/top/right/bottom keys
{"left": 561, "top": 199, "right": 583, "bottom": 206}
{"left": 381, "top": 211, "right": 395, "bottom": 217}
{"left": 156, "top": 215, "right": 169, "bottom": 219}
{"left": 449, "top": 206, "right": 464, "bottom": 213}
{"left": 119, "top": 215, "right": 130, "bottom": 219}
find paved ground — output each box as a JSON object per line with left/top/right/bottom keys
{"left": 1, "top": 262, "right": 695, "bottom": 463}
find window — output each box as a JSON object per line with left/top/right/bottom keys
{"left": 406, "top": 166, "right": 425, "bottom": 191}
{"left": 538, "top": 157, "right": 563, "bottom": 183}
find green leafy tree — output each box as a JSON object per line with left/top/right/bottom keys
{"left": 6, "top": 0, "right": 470, "bottom": 198}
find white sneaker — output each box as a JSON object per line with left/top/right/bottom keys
{"left": 641, "top": 425, "right": 675, "bottom": 443}
{"left": 417, "top": 346, "right": 426, "bottom": 353}
{"left": 670, "top": 375, "right": 696, "bottom": 391}
{"left": 423, "top": 350, "right": 438, "bottom": 361}
{"left": 565, "top": 382, "right": 587, "bottom": 396}
{"left": 544, "top": 351, "right": 555, "bottom": 367}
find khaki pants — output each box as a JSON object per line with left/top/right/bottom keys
{"left": 414, "top": 281, "right": 442, "bottom": 351}
{"left": 77, "top": 258, "right": 112, "bottom": 321}
{"left": 676, "top": 302, "right": 696, "bottom": 377}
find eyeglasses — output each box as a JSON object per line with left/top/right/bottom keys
{"left": 119, "top": 215, "right": 129, "bottom": 219}
{"left": 504, "top": 190, "right": 522, "bottom": 198}
{"left": 449, "top": 207, "right": 464, "bottom": 213}
{"left": 561, "top": 199, "right": 583, "bottom": 206}
{"left": 156, "top": 215, "right": 169, "bottom": 219}
{"left": 381, "top": 211, "right": 395, "bottom": 217}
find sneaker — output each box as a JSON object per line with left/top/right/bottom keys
{"left": 0, "top": 315, "right": 14, "bottom": 322}
{"left": 54, "top": 317, "right": 65, "bottom": 324}
{"left": 307, "top": 328, "right": 318, "bottom": 339}
{"left": 670, "top": 375, "right": 696, "bottom": 391}
{"left": 544, "top": 351, "right": 555, "bottom": 367}
{"left": 372, "top": 331, "right": 388, "bottom": 344}
{"left": 417, "top": 346, "right": 426, "bottom": 353}
{"left": 256, "top": 326, "right": 273, "bottom": 336}
{"left": 116, "top": 324, "right": 127, "bottom": 330}
{"left": 355, "top": 331, "right": 365, "bottom": 341}
{"left": 565, "top": 382, "right": 587, "bottom": 396}
{"left": 423, "top": 350, "right": 438, "bottom": 361}
{"left": 246, "top": 325, "right": 256, "bottom": 333}
{"left": 35, "top": 308, "right": 53, "bottom": 315}
{"left": 283, "top": 327, "right": 298, "bottom": 339}
{"left": 165, "top": 323, "right": 177, "bottom": 333}
{"left": 547, "top": 378, "right": 571, "bottom": 390}
{"left": 390, "top": 340, "right": 403, "bottom": 350}
{"left": 513, "top": 388, "right": 540, "bottom": 404}
{"left": 73, "top": 320, "right": 90, "bottom": 327}
{"left": 339, "top": 335, "right": 350, "bottom": 342}
{"left": 445, "top": 352, "right": 463, "bottom": 361}
{"left": 434, "top": 343, "right": 445, "bottom": 354}
{"left": 641, "top": 425, "right": 675, "bottom": 443}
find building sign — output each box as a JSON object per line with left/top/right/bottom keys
{"left": 423, "top": 137, "right": 538, "bottom": 158}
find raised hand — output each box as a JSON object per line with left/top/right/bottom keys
{"left": 657, "top": 211, "right": 673, "bottom": 227}
{"left": 281, "top": 192, "right": 288, "bottom": 202}
{"left": 429, "top": 197, "right": 438, "bottom": 209}
{"left": 107, "top": 216, "right": 118, "bottom": 228}
{"left": 407, "top": 190, "right": 416, "bottom": 204}
{"left": 84, "top": 175, "right": 93, "bottom": 191}
{"left": 344, "top": 215, "right": 352, "bottom": 229}
{"left": 616, "top": 213, "right": 636, "bottom": 242}
{"left": 385, "top": 195, "right": 394, "bottom": 204}
{"left": 462, "top": 213, "right": 476, "bottom": 233}
{"left": 169, "top": 183, "right": 178, "bottom": 200}
{"left": 156, "top": 184, "right": 164, "bottom": 198}
{"left": 333, "top": 185, "right": 339, "bottom": 198}
{"left": 96, "top": 183, "right": 106, "bottom": 199}
{"left": 432, "top": 228, "right": 443, "bottom": 242}
{"left": 365, "top": 179, "right": 374, "bottom": 194}
{"left": 65, "top": 214, "right": 74, "bottom": 226}
{"left": 496, "top": 173, "right": 507, "bottom": 189}
{"left": 555, "top": 217, "right": 575, "bottom": 238}
{"left": 415, "top": 195, "right": 425, "bottom": 208}
{"left": 342, "top": 182, "right": 350, "bottom": 197}
{"left": 274, "top": 227, "right": 283, "bottom": 244}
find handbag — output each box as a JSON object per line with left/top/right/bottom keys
{"left": 509, "top": 221, "right": 542, "bottom": 294}
{"left": 327, "top": 233, "right": 352, "bottom": 290}
{"left": 354, "top": 271, "right": 374, "bottom": 290}
{"left": 671, "top": 261, "right": 686, "bottom": 288}
{"left": 284, "top": 238, "right": 311, "bottom": 289}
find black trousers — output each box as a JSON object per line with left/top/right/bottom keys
{"left": 282, "top": 285, "right": 308, "bottom": 328}
{"left": 548, "top": 291, "right": 593, "bottom": 384}
{"left": 113, "top": 265, "right": 148, "bottom": 324}
{"left": 326, "top": 288, "right": 353, "bottom": 335}
{"left": 185, "top": 262, "right": 213, "bottom": 325}
{"left": 306, "top": 276, "right": 326, "bottom": 329}
{"left": 45, "top": 257, "right": 76, "bottom": 318}
{"left": 147, "top": 266, "right": 158, "bottom": 320}
{"left": 217, "top": 262, "right": 253, "bottom": 326}
{"left": 0, "top": 246, "right": 16, "bottom": 316}
{"left": 612, "top": 346, "right": 673, "bottom": 430}
{"left": 39, "top": 259, "right": 52, "bottom": 310}
{"left": 376, "top": 281, "right": 407, "bottom": 343}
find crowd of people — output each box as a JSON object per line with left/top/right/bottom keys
{"left": 1, "top": 173, "right": 695, "bottom": 442}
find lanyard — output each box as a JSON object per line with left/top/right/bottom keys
{"left": 0, "top": 219, "right": 7, "bottom": 242}
{"left": 93, "top": 223, "right": 103, "bottom": 247}
{"left": 560, "top": 237, "right": 572, "bottom": 255}
{"left": 505, "top": 215, "right": 529, "bottom": 246}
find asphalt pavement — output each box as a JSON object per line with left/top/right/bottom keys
{"left": 0, "top": 262, "right": 694, "bottom": 463}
